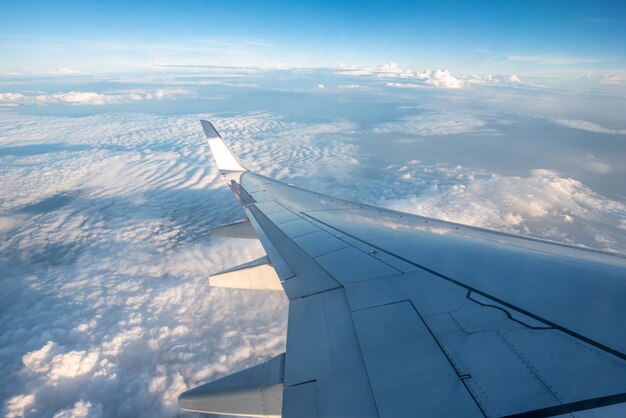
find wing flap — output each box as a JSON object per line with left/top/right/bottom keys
{"left": 352, "top": 301, "right": 483, "bottom": 417}
{"left": 282, "top": 288, "right": 379, "bottom": 417}
{"left": 208, "top": 257, "right": 283, "bottom": 291}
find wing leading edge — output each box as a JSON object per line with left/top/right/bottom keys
{"left": 179, "top": 120, "right": 626, "bottom": 418}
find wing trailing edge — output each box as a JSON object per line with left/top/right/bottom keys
{"left": 208, "top": 256, "right": 283, "bottom": 291}
{"left": 179, "top": 353, "right": 285, "bottom": 416}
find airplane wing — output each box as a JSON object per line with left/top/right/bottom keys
{"left": 179, "top": 120, "right": 626, "bottom": 417}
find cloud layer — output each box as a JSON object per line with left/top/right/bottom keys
{"left": 0, "top": 112, "right": 363, "bottom": 417}
{"left": 552, "top": 117, "right": 626, "bottom": 135}
{"left": 0, "top": 89, "right": 195, "bottom": 106}
{"left": 0, "top": 72, "right": 625, "bottom": 417}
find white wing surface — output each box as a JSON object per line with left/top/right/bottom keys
{"left": 180, "top": 120, "right": 626, "bottom": 418}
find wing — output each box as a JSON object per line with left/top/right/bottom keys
{"left": 179, "top": 120, "right": 626, "bottom": 417}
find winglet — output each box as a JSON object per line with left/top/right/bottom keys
{"left": 201, "top": 120, "right": 246, "bottom": 172}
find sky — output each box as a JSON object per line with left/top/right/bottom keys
{"left": 1, "top": 1, "right": 626, "bottom": 417}
{"left": 1, "top": 0, "right": 626, "bottom": 77}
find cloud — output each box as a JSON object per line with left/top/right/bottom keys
{"left": 0, "top": 87, "right": 625, "bottom": 417}
{"left": 339, "top": 63, "right": 530, "bottom": 90}
{"left": 579, "top": 154, "right": 612, "bottom": 174}
{"left": 601, "top": 73, "right": 624, "bottom": 85}
{"left": 384, "top": 82, "right": 427, "bottom": 89}
{"left": 552, "top": 118, "right": 626, "bottom": 135}
{"left": 338, "top": 84, "right": 365, "bottom": 90}
{"left": 337, "top": 61, "right": 408, "bottom": 77}
{"left": 0, "top": 111, "right": 364, "bottom": 417}
{"left": 372, "top": 112, "right": 487, "bottom": 136}
{"left": 4, "top": 395, "right": 36, "bottom": 418}
{"left": 0, "top": 115, "right": 290, "bottom": 417}
{"left": 339, "top": 63, "right": 464, "bottom": 89}
{"left": 53, "top": 400, "right": 102, "bottom": 418}
{"left": 23, "top": 342, "right": 100, "bottom": 382}
{"left": 0, "top": 89, "right": 196, "bottom": 106}
{"left": 417, "top": 69, "right": 464, "bottom": 89}
{"left": 465, "top": 73, "right": 523, "bottom": 86}
{"left": 49, "top": 68, "right": 81, "bottom": 75}
{"left": 370, "top": 163, "right": 626, "bottom": 252}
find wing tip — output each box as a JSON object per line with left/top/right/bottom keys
{"left": 200, "top": 119, "right": 221, "bottom": 139}
{"left": 200, "top": 120, "right": 247, "bottom": 172}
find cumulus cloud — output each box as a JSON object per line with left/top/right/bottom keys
{"left": 507, "top": 74, "right": 521, "bottom": 83}
{"left": 417, "top": 69, "right": 464, "bottom": 88}
{"left": 4, "top": 395, "right": 36, "bottom": 418}
{"left": 23, "top": 342, "right": 101, "bottom": 383}
{"left": 338, "top": 62, "right": 528, "bottom": 89}
{"left": 53, "top": 400, "right": 102, "bottom": 418}
{"left": 339, "top": 63, "right": 464, "bottom": 89}
{"left": 0, "top": 89, "right": 196, "bottom": 106}
{"left": 465, "top": 73, "right": 524, "bottom": 86}
{"left": 365, "top": 163, "right": 626, "bottom": 252}
{"left": 552, "top": 118, "right": 626, "bottom": 135}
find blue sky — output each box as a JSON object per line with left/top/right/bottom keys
{"left": 1, "top": 0, "right": 625, "bottom": 76}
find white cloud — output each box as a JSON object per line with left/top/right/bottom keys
{"left": 50, "top": 68, "right": 81, "bottom": 75}
{"left": 23, "top": 342, "right": 101, "bottom": 383}
{"left": 552, "top": 118, "right": 626, "bottom": 135}
{"left": 53, "top": 400, "right": 102, "bottom": 418}
{"left": 339, "top": 63, "right": 464, "bottom": 89}
{"left": 0, "top": 89, "right": 196, "bottom": 106}
{"left": 465, "top": 73, "right": 523, "bottom": 86}
{"left": 384, "top": 82, "right": 427, "bottom": 89}
{"left": 338, "top": 84, "right": 365, "bottom": 90}
{"left": 339, "top": 63, "right": 533, "bottom": 90}
{"left": 601, "top": 73, "right": 625, "bottom": 85}
{"left": 374, "top": 164, "right": 626, "bottom": 250}
{"left": 372, "top": 112, "right": 487, "bottom": 136}
{"left": 337, "top": 61, "right": 408, "bottom": 77}
{"left": 507, "top": 74, "right": 521, "bottom": 83}
{"left": 417, "top": 69, "right": 464, "bottom": 89}
{"left": 5, "top": 394, "right": 36, "bottom": 418}
{"left": 152, "top": 88, "right": 196, "bottom": 100}
{"left": 0, "top": 92, "right": 25, "bottom": 104}
{"left": 41, "top": 92, "right": 134, "bottom": 106}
